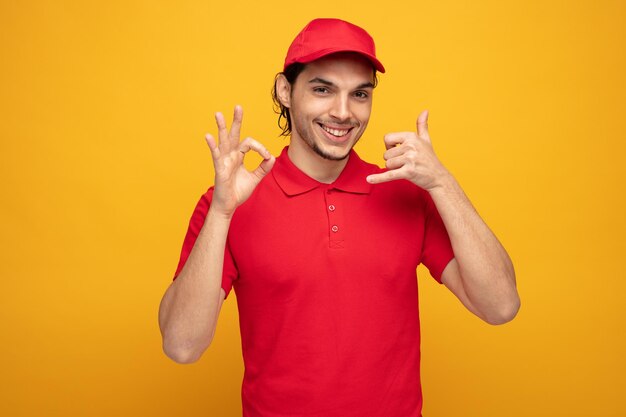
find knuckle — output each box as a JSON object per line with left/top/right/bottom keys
{"left": 384, "top": 133, "right": 397, "bottom": 144}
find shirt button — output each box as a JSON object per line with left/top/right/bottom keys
{"left": 331, "top": 225, "right": 339, "bottom": 233}
{"left": 328, "top": 204, "right": 336, "bottom": 211}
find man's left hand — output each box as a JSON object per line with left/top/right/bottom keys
{"left": 366, "top": 110, "right": 451, "bottom": 191}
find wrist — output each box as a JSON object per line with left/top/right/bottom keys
{"left": 207, "top": 205, "right": 235, "bottom": 222}
{"left": 427, "top": 171, "right": 457, "bottom": 196}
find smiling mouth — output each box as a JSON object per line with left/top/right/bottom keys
{"left": 318, "top": 123, "right": 353, "bottom": 138}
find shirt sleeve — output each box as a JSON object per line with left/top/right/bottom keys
{"left": 172, "top": 187, "right": 238, "bottom": 299}
{"left": 420, "top": 190, "right": 455, "bottom": 283}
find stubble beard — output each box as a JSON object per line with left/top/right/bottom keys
{"left": 294, "top": 122, "right": 355, "bottom": 162}
{"left": 311, "top": 142, "right": 350, "bottom": 161}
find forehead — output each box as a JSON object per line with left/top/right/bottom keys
{"left": 297, "top": 52, "right": 376, "bottom": 86}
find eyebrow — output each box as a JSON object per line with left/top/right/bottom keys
{"left": 308, "top": 77, "right": 375, "bottom": 89}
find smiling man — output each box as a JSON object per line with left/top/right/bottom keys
{"left": 159, "top": 18, "right": 520, "bottom": 417}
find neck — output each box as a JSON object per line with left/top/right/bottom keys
{"left": 287, "top": 139, "right": 349, "bottom": 184}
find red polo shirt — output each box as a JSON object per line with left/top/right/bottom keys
{"left": 174, "top": 147, "right": 454, "bottom": 417}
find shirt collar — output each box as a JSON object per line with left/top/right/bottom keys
{"left": 271, "top": 146, "right": 373, "bottom": 196}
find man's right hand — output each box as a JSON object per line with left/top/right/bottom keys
{"left": 205, "top": 105, "right": 275, "bottom": 217}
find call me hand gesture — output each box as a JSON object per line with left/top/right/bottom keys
{"left": 205, "top": 105, "right": 275, "bottom": 217}
{"left": 366, "top": 110, "right": 451, "bottom": 191}
{"left": 367, "top": 110, "right": 520, "bottom": 325}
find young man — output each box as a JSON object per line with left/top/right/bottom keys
{"left": 159, "top": 18, "right": 520, "bottom": 417}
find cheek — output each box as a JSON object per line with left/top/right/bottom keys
{"left": 355, "top": 104, "right": 372, "bottom": 125}
{"left": 293, "top": 101, "right": 325, "bottom": 124}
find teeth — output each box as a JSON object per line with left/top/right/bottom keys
{"left": 321, "top": 124, "right": 350, "bottom": 137}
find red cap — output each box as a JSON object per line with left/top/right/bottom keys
{"left": 284, "top": 18, "right": 385, "bottom": 73}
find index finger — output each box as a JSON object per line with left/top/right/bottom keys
{"left": 383, "top": 132, "right": 412, "bottom": 150}
{"left": 239, "top": 137, "right": 272, "bottom": 160}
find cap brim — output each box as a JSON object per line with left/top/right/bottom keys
{"left": 286, "top": 47, "right": 385, "bottom": 73}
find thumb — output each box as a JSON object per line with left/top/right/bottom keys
{"left": 416, "top": 110, "right": 431, "bottom": 143}
{"left": 252, "top": 155, "right": 276, "bottom": 180}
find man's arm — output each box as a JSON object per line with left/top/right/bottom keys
{"left": 158, "top": 210, "right": 230, "bottom": 364}
{"left": 432, "top": 177, "right": 519, "bottom": 324}
{"left": 366, "top": 110, "right": 520, "bottom": 324}
{"left": 158, "top": 106, "right": 275, "bottom": 363}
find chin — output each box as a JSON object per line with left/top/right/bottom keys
{"left": 312, "top": 145, "right": 351, "bottom": 161}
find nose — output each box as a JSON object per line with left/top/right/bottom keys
{"left": 328, "top": 94, "right": 351, "bottom": 121}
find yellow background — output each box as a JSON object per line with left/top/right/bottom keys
{"left": 1, "top": 1, "right": 624, "bottom": 416}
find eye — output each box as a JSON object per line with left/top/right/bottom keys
{"left": 313, "top": 86, "right": 330, "bottom": 94}
{"left": 354, "top": 91, "right": 369, "bottom": 99}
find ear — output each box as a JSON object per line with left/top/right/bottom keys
{"left": 276, "top": 74, "right": 292, "bottom": 108}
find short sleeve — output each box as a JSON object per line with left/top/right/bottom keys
{"left": 420, "top": 191, "right": 455, "bottom": 283}
{"left": 172, "top": 188, "right": 238, "bottom": 299}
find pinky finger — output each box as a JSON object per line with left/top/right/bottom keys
{"left": 366, "top": 170, "right": 399, "bottom": 184}
{"left": 205, "top": 133, "right": 220, "bottom": 159}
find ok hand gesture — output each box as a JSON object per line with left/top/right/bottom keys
{"left": 366, "top": 110, "right": 451, "bottom": 192}
{"left": 205, "top": 105, "right": 275, "bottom": 217}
